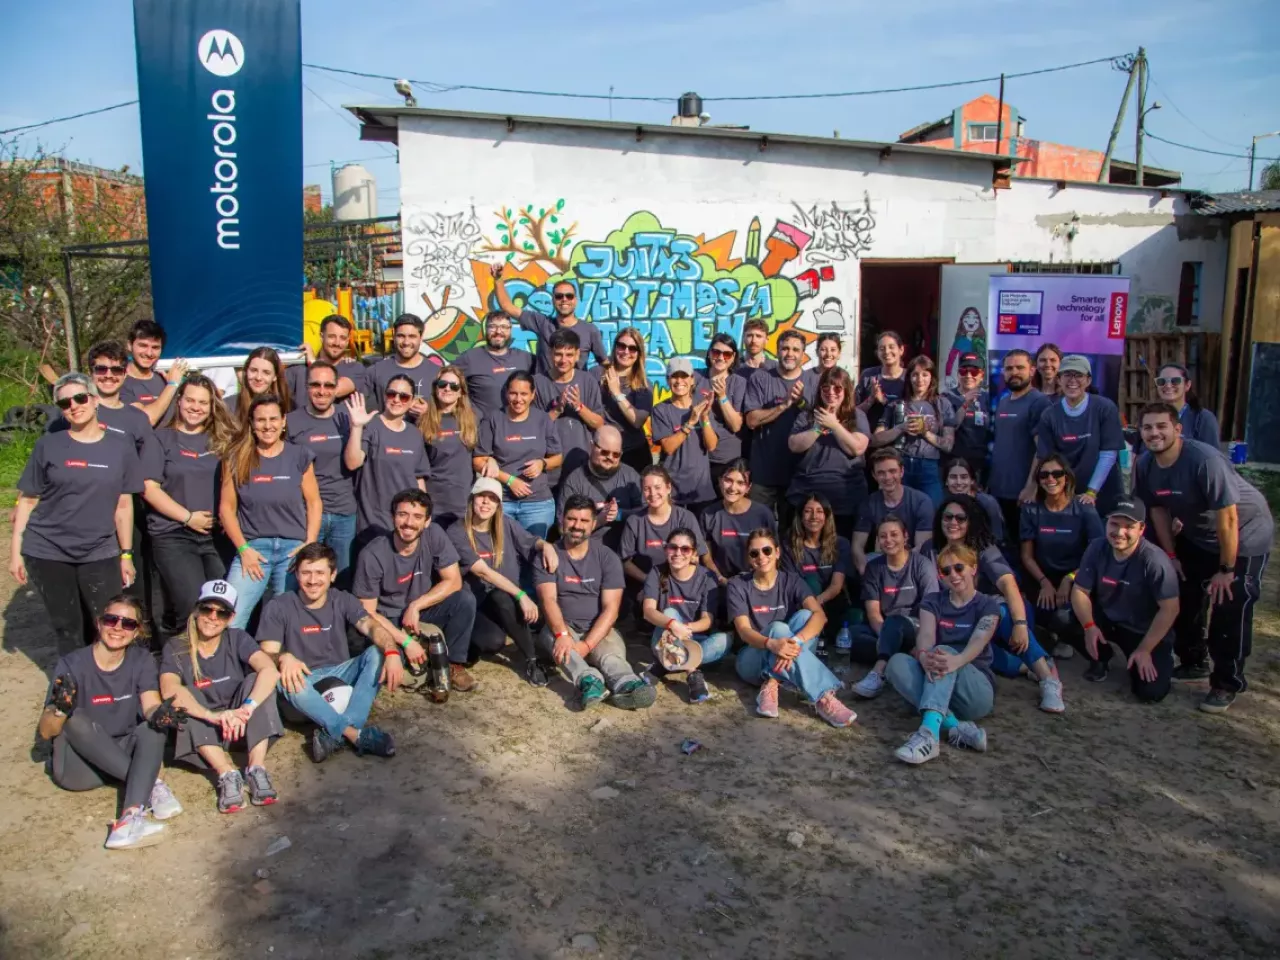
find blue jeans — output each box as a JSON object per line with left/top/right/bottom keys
{"left": 505, "top": 497, "right": 556, "bottom": 539}
{"left": 990, "top": 601, "right": 1051, "bottom": 677}
{"left": 280, "top": 645, "right": 383, "bottom": 741}
{"left": 904, "top": 456, "right": 944, "bottom": 506}
{"left": 885, "top": 647, "right": 995, "bottom": 721}
{"left": 651, "top": 606, "right": 730, "bottom": 669}
{"left": 734, "top": 610, "right": 841, "bottom": 702}
{"left": 319, "top": 512, "right": 357, "bottom": 584}
{"left": 225, "top": 537, "right": 302, "bottom": 629}
{"left": 851, "top": 614, "right": 919, "bottom": 664}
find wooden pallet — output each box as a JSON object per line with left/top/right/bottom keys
{"left": 1120, "top": 333, "right": 1220, "bottom": 426}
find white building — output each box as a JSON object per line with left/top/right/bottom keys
{"left": 348, "top": 105, "right": 1226, "bottom": 386}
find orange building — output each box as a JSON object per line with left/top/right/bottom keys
{"left": 20, "top": 157, "right": 147, "bottom": 237}
{"left": 898, "top": 93, "right": 1180, "bottom": 186}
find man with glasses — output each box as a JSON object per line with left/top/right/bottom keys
{"left": 455, "top": 311, "right": 534, "bottom": 419}
{"left": 120, "top": 319, "right": 190, "bottom": 426}
{"left": 557, "top": 425, "right": 644, "bottom": 550}
{"left": 988, "top": 349, "right": 1051, "bottom": 545}
{"left": 52, "top": 341, "right": 157, "bottom": 462}
{"left": 366, "top": 314, "right": 439, "bottom": 421}
{"left": 944, "top": 351, "right": 992, "bottom": 486}
{"left": 743, "top": 330, "right": 818, "bottom": 524}
{"left": 286, "top": 314, "right": 367, "bottom": 408}
{"left": 286, "top": 360, "right": 358, "bottom": 585}
{"left": 490, "top": 264, "right": 607, "bottom": 377}
{"left": 534, "top": 328, "right": 605, "bottom": 490}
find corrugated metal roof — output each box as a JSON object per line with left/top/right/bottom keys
{"left": 1190, "top": 190, "right": 1280, "bottom": 215}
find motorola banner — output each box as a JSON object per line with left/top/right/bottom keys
{"left": 133, "top": 0, "right": 302, "bottom": 356}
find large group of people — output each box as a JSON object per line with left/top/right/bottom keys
{"left": 20, "top": 306, "right": 1272, "bottom": 850}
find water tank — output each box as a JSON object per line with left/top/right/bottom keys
{"left": 677, "top": 92, "right": 703, "bottom": 119}
{"left": 332, "top": 163, "right": 376, "bottom": 221}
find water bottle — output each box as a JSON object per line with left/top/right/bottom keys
{"left": 835, "top": 625, "right": 853, "bottom": 658}
{"left": 422, "top": 629, "right": 451, "bottom": 703}
{"left": 815, "top": 634, "right": 830, "bottom": 662}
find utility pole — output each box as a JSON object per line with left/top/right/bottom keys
{"left": 1134, "top": 49, "right": 1149, "bottom": 187}
{"left": 1098, "top": 49, "right": 1140, "bottom": 183}
{"left": 1249, "top": 131, "right": 1280, "bottom": 190}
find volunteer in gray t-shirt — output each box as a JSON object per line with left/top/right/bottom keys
{"left": 556, "top": 426, "right": 644, "bottom": 551}
{"left": 534, "top": 348, "right": 605, "bottom": 490}
{"left": 1034, "top": 355, "right": 1124, "bottom": 515}
{"left": 420, "top": 366, "right": 480, "bottom": 527}
{"left": 344, "top": 378, "right": 431, "bottom": 539}
{"left": 852, "top": 449, "right": 935, "bottom": 574}
{"left": 651, "top": 358, "right": 718, "bottom": 508}
{"left": 988, "top": 349, "right": 1051, "bottom": 538}
{"left": 743, "top": 332, "right": 818, "bottom": 509}
{"left": 491, "top": 263, "right": 608, "bottom": 377}
{"left": 697, "top": 334, "right": 749, "bottom": 489}
{"left": 786, "top": 366, "right": 871, "bottom": 533}
{"left": 594, "top": 329, "right": 654, "bottom": 474}
{"left": 455, "top": 313, "right": 534, "bottom": 419}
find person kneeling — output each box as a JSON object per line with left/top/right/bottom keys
{"left": 535, "top": 495, "right": 656, "bottom": 711}
{"left": 641, "top": 527, "right": 731, "bottom": 704}
{"left": 728, "top": 528, "right": 855, "bottom": 728}
{"left": 886, "top": 543, "right": 999, "bottom": 765}
{"left": 257, "top": 542, "right": 406, "bottom": 762}
{"left": 37, "top": 595, "right": 185, "bottom": 850}
{"left": 159, "top": 580, "right": 284, "bottom": 813}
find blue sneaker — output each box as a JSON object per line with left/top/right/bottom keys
{"left": 309, "top": 728, "right": 343, "bottom": 764}
{"left": 354, "top": 726, "right": 396, "bottom": 758}
{"left": 577, "top": 675, "right": 607, "bottom": 710}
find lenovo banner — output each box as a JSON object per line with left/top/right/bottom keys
{"left": 133, "top": 0, "right": 302, "bottom": 357}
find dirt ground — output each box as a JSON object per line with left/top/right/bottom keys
{"left": 2, "top": 525, "right": 1280, "bottom": 960}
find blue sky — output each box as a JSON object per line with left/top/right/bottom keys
{"left": 2, "top": 0, "right": 1276, "bottom": 215}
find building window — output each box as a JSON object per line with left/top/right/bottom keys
{"left": 1010, "top": 261, "right": 1121, "bottom": 276}
{"left": 969, "top": 124, "right": 999, "bottom": 142}
{"left": 1176, "top": 261, "right": 1202, "bottom": 326}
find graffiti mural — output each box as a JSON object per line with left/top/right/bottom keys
{"left": 403, "top": 208, "right": 483, "bottom": 290}
{"left": 791, "top": 194, "right": 877, "bottom": 264}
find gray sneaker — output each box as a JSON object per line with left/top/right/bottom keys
{"left": 894, "top": 729, "right": 941, "bottom": 765}
{"left": 947, "top": 720, "right": 988, "bottom": 753}
{"left": 1052, "top": 642, "right": 1075, "bottom": 660}
{"left": 1039, "top": 678, "right": 1066, "bottom": 714}
{"left": 105, "top": 808, "right": 166, "bottom": 850}
{"left": 216, "top": 770, "right": 246, "bottom": 814}
{"left": 244, "top": 765, "right": 278, "bottom": 806}
{"left": 149, "top": 780, "right": 184, "bottom": 820}
{"left": 851, "top": 670, "right": 885, "bottom": 699}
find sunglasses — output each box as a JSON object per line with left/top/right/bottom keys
{"left": 614, "top": 342, "right": 638, "bottom": 354}
{"left": 93, "top": 364, "right": 126, "bottom": 376}
{"left": 594, "top": 448, "right": 621, "bottom": 461}
{"left": 434, "top": 380, "right": 462, "bottom": 392}
{"left": 1154, "top": 376, "right": 1185, "bottom": 387}
{"left": 553, "top": 292, "right": 576, "bottom": 302}
{"left": 664, "top": 543, "right": 695, "bottom": 556}
{"left": 385, "top": 389, "right": 414, "bottom": 403}
{"left": 308, "top": 380, "right": 337, "bottom": 391}
{"left": 939, "top": 563, "right": 968, "bottom": 576}
{"left": 941, "top": 512, "right": 969, "bottom": 523}
{"left": 100, "top": 613, "right": 140, "bottom": 631}
{"left": 55, "top": 393, "right": 92, "bottom": 410}
{"left": 709, "top": 349, "right": 736, "bottom": 359}
{"left": 197, "top": 603, "right": 233, "bottom": 620}
{"left": 959, "top": 367, "right": 983, "bottom": 376}
{"left": 748, "top": 545, "right": 775, "bottom": 559}
{"left": 1039, "top": 469, "right": 1067, "bottom": 480}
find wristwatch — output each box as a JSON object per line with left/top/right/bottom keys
{"left": 1218, "top": 563, "right": 1233, "bottom": 575}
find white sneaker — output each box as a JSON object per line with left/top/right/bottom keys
{"left": 149, "top": 780, "right": 184, "bottom": 820}
{"left": 894, "top": 728, "right": 940, "bottom": 765}
{"left": 851, "top": 670, "right": 885, "bottom": 699}
{"left": 105, "top": 808, "right": 166, "bottom": 850}
{"left": 1039, "top": 678, "right": 1066, "bottom": 714}
{"left": 946, "top": 720, "right": 988, "bottom": 753}
{"left": 1052, "top": 642, "right": 1075, "bottom": 660}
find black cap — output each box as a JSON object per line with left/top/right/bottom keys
{"left": 1107, "top": 497, "right": 1146, "bottom": 523}
{"left": 958, "top": 352, "right": 983, "bottom": 369}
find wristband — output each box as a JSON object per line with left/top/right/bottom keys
{"left": 505, "top": 474, "right": 516, "bottom": 488}
{"left": 237, "top": 543, "right": 250, "bottom": 555}
{"left": 399, "top": 632, "right": 414, "bottom": 648}
{"left": 183, "top": 510, "right": 193, "bottom": 526}
{"left": 1085, "top": 488, "right": 1098, "bottom": 498}
{"left": 812, "top": 425, "right": 823, "bottom": 435}
{"left": 385, "top": 647, "right": 402, "bottom": 657}
{"left": 666, "top": 617, "right": 678, "bottom": 630}
{"left": 120, "top": 551, "right": 134, "bottom": 560}
{"left": 1083, "top": 621, "right": 1096, "bottom": 630}
{"left": 553, "top": 630, "right": 569, "bottom": 640}
{"left": 1012, "top": 619, "right": 1027, "bottom": 626}
{"left": 242, "top": 698, "right": 257, "bottom": 710}
{"left": 613, "top": 394, "right": 627, "bottom": 403}
{"left": 1166, "top": 550, "right": 1177, "bottom": 559}
{"left": 515, "top": 589, "right": 527, "bottom": 601}
{"left": 700, "top": 420, "right": 711, "bottom": 429}
{"left": 718, "top": 396, "right": 729, "bottom": 405}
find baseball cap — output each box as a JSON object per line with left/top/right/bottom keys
{"left": 196, "top": 579, "right": 238, "bottom": 612}
{"left": 1107, "top": 497, "right": 1146, "bottom": 523}
{"left": 1060, "top": 354, "right": 1092, "bottom": 376}
{"left": 958, "top": 352, "right": 983, "bottom": 370}
{"left": 471, "top": 476, "right": 504, "bottom": 500}
{"left": 667, "top": 357, "right": 695, "bottom": 377}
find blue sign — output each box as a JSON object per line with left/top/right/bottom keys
{"left": 133, "top": 0, "right": 302, "bottom": 356}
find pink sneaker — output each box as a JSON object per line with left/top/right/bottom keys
{"left": 756, "top": 678, "right": 780, "bottom": 718}
{"left": 815, "top": 690, "right": 856, "bottom": 728}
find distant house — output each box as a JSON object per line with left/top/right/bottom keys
{"left": 898, "top": 93, "right": 1181, "bottom": 187}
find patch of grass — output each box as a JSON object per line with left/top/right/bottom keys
{"left": 1239, "top": 467, "right": 1280, "bottom": 521}
{"left": 0, "top": 431, "right": 37, "bottom": 489}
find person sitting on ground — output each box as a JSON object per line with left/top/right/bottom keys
{"left": 727, "top": 528, "right": 855, "bottom": 728}
{"left": 943, "top": 457, "right": 1005, "bottom": 545}
{"left": 352, "top": 489, "right": 478, "bottom": 701}
{"left": 257, "top": 542, "right": 404, "bottom": 762}
{"left": 850, "top": 515, "right": 940, "bottom": 699}
{"left": 620, "top": 465, "right": 708, "bottom": 597}
{"left": 885, "top": 543, "right": 999, "bottom": 765}
{"left": 1070, "top": 497, "right": 1179, "bottom": 702}
{"left": 448, "top": 478, "right": 560, "bottom": 687}
{"left": 1019, "top": 455, "right": 1103, "bottom": 662}
{"left": 641, "top": 527, "right": 729, "bottom": 705}
{"left": 158, "top": 581, "right": 283, "bottom": 813}
{"left": 920, "top": 494, "right": 1065, "bottom": 714}
{"left": 852, "top": 448, "right": 934, "bottom": 574}
{"left": 534, "top": 495, "right": 656, "bottom": 711}
{"left": 37, "top": 595, "right": 184, "bottom": 850}
{"left": 782, "top": 494, "right": 854, "bottom": 655}
{"left": 556, "top": 425, "right": 644, "bottom": 551}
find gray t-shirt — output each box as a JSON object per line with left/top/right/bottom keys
{"left": 285, "top": 358, "right": 368, "bottom": 411}
{"left": 19, "top": 430, "right": 144, "bottom": 563}
{"left": 447, "top": 515, "right": 538, "bottom": 594}
{"left": 1074, "top": 538, "right": 1178, "bottom": 636}
{"left": 594, "top": 366, "right": 654, "bottom": 455}
{"left": 1134, "top": 439, "right": 1275, "bottom": 558}
{"left": 945, "top": 388, "right": 992, "bottom": 466}
{"left": 50, "top": 644, "right": 158, "bottom": 739}
{"left": 694, "top": 372, "right": 750, "bottom": 466}
{"left": 877, "top": 395, "right": 956, "bottom": 461}
{"left": 423, "top": 412, "right": 475, "bottom": 523}
{"left": 352, "top": 525, "right": 459, "bottom": 622}
{"left": 257, "top": 589, "right": 369, "bottom": 670}
{"left": 235, "top": 443, "right": 315, "bottom": 542}
{"left": 620, "top": 506, "right": 708, "bottom": 575}
{"left": 50, "top": 401, "right": 158, "bottom": 464}
{"left": 726, "top": 570, "right": 812, "bottom": 635}
{"left": 475, "top": 408, "right": 562, "bottom": 503}
{"left": 918, "top": 540, "right": 1013, "bottom": 595}
{"left": 535, "top": 371, "right": 604, "bottom": 486}
{"left": 861, "top": 552, "right": 939, "bottom": 619}
{"left": 650, "top": 400, "right": 715, "bottom": 506}
{"left": 286, "top": 407, "right": 356, "bottom": 516}
{"left": 976, "top": 491, "right": 1005, "bottom": 543}
{"left": 354, "top": 417, "right": 431, "bottom": 533}
{"left": 556, "top": 462, "right": 643, "bottom": 547}
{"left": 642, "top": 564, "right": 715, "bottom": 621}
{"left": 744, "top": 367, "right": 819, "bottom": 487}
{"left": 159, "top": 628, "right": 259, "bottom": 712}
{"left": 855, "top": 487, "right": 935, "bottom": 538}
{"left": 1019, "top": 500, "right": 1104, "bottom": 576}
{"left": 699, "top": 501, "right": 776, "bottom": 578}
{"left": 1180, "top": 405, "right": 1221, "bottom": 448}
{"left": 455, "top": 347, "right": 534, "bottom": 420}
{"left": 533, "top": 542, "right": 625, "bottom": 633}
{"left": 120, "top": 371, "right": 168, "bottom": 409}
{"left": 786, "top": 409, "right": 872, "bottom": 515}
{"left": 919, "top": 590, "right": 1001, "bottom": 685}
{"left": 1036, "top": 396, "right": 1125, "bottom": 505}
{"left": 365, "top": 355, "right": 440, "bottom": 411}
{"left": 781, "top": 536, "right": 853, "bottom": 593}
{"left": 517, "top": 308, "right": 608, "bottom": 378}
{"left": 989, "top": 389, "right": 1051, "bottom": 499}
{"left": 142, "top": 428, "right": 221, "bottom": 537}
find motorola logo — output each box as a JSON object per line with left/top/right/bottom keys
{"left": 198, "top": 29, "right": 245, "bottom": 77}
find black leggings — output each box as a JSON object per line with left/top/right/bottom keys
{"left": 150, "top": 529, "right": 228, "bottom": 629}
{"left": 51, "top": 715, "right": 165, "bottom": 812}
{"left": 25, "top": 556, "right": 122, "bottom": 652}
{"left": 469, "top": 589, "right": 537, "bottom": 661}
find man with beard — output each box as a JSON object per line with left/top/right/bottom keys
{"left": 557, "top": 425, "right": 644, "bottom": 550}
{"left": 366, "top": 314, "right": 439, "bottom": 421}
{"left": 743, "top": 330, "right": 818, "bottom": 526}
{"left": 352, "top": 488, "right": 478, "bottom": 700}
{"left": 534, "top": 495, "right": 655, "bottom": 711}
{"left": 1134, "top": 403, "right": 1274, "bottom": 712}
{"left": 490, "top": 264, "right": 607, "bottom": 378}
{"left": 534, "top": 328, "right": 604, "bottom": 490}
{"left": 988, "top": 349, "right": 1051, "bottom": 544}
{"left": 455, "top": 311, "right": 534, "bottom": 418}
{"left": 737, "top": 318, "right": 777, "bottom": 382}
{"left": 120, "top": 319, "right": 189, "bottom": 426}
{"left": 285, "top": 314, "right": 367, "bottom": 408}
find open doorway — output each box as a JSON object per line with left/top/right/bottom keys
{"left": 858, "top": 260, "right": 946, "bottom": 369}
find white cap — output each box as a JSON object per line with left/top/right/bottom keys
{"left": 471, "top": 476, "right": 504, "bottom": 500}
{"left": 197, "top": 579, "right": 238, "bottom": 612}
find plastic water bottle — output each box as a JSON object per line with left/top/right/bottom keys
{"left": 815, "top": 634, "right": 830, "bottom": 662}
{"left": 835, "top": 625, "right": 852, "bottom": 658}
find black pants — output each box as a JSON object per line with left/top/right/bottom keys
{"left": 417, "top": 589, "right": 478, "bottom": 664}
{"left": 622, "top": 445, "right": 653, "bottom": 475}
{"left": 469, "top": 589, "right": 538, "bottom": 662}
{"left": 174, "top": 674, "right": 284, "bottom": 768}
{"left": 1073, "top": 612, "right": 1174, "bottom": 703}
{"left": 50, "top": 715, "right": 165, "bottom": 812}
{"left": 1032, "top": 570, "right": 1082, "bottom": 648}
{"left": 1175, "top": 541, "right": 1267, "bottom": 694}
{"left": 25, "top": 555, "right": 122, "bottom": 652}
{"left": 150, "top": 529, "right": 228, "bottom": 629}
{"left": 749, "top": 484, "right": 794, "bottom": 533}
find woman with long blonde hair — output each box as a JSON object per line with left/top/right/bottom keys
{"left": 596, "top": 326, "right": 653, "bottom": 473}
{"left": 419, "top": 363, "right": 480, "bottom": 527}
{"left": 226, "top": 347, "right": 291, "bottom": 424}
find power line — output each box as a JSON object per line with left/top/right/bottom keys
{"left": 0, "top": 100, "right": 137, "bottom": 136}
{"left": 1147, "top": 131, "right": 1280, "bottom": 162}
{"left": 1147, "top": 73, "right": 1247, "bottom": 150}
{"left": 304, "top": 155, "right": 398, "bottom": 168}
